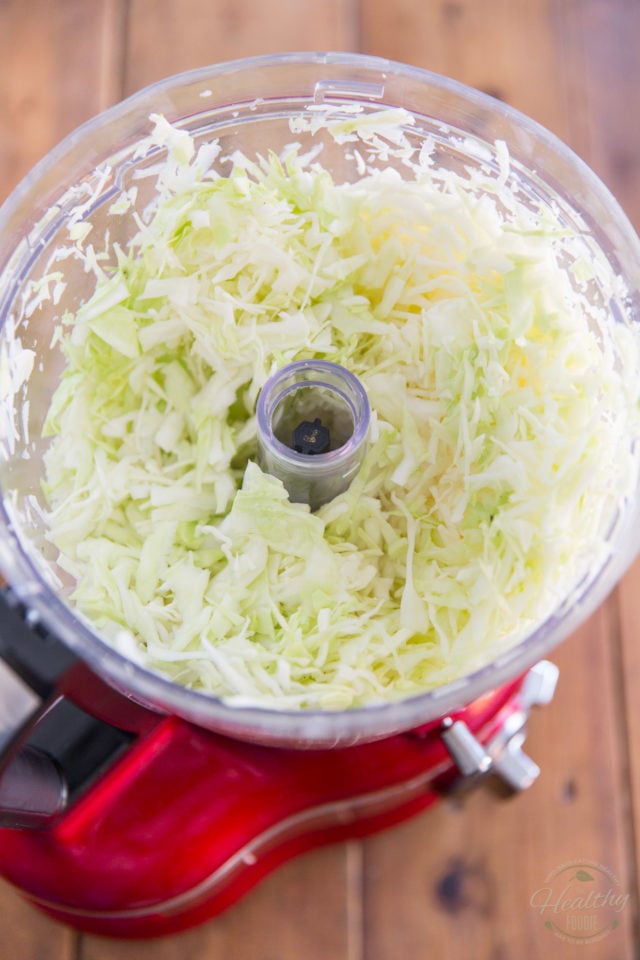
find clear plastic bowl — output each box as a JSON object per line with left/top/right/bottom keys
{"left": 1, "top": 52, "right": 639, "bottom": 746}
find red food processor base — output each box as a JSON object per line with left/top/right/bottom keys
{"left": 0, "top": 668, "right": 555, "bottom": 939}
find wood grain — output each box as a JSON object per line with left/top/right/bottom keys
{"left": 81, "top": 846, "right": 353, "bottom": 960}
{"left": 0, "top": 2, "right": 124, "bottom": 958}
{"left": 124, "top": 0, "right": 358, "bottom": 94}
{"left": 361, "top": 2, "right": 640, "bottom": 955}
{"left": 0, "top": 1, "right": 638, "bottom": 959}
{"left": 0, "top": 0, "right": 125, "bottom": 197}
{"left": 578, "top": 6, "right": 640, "bottom": 918}
{"left": 362, "top": 621, "right": 637, "bottom": 960}
{"left": 361, "top": 0, "right": 569, "bottom": 134}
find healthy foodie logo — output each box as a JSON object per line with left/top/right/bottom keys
{"left": 529, "top": 860, "right": 630, "bottom": 944}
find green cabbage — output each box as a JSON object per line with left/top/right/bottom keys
{"left": 41, "top": 113, "right": 640, "bottom": 709}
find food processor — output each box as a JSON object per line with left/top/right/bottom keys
{"left": 0, "top": 52, "right": 638, "bottom": 938}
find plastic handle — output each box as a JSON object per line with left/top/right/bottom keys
{"left": 0, "top": 587, "right": 77, "bottom": 700}
{"left": 0, "top": 588, "right": 135, "bottom": 828}
{"left": 0, "top": 746, "right": 68, "bottom": 828}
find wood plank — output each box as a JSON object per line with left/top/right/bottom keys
{"left": 564, "top": 0, "right": 640, "bottom": 930}
{"left": 0, "top": 0, "right": 126, "bottom": 199}
{"left": 569, "top": 0, "right": 640, "bottom": 221}
{"left": 359, "top": 0, "right": 640, "bottom": 957}
{"left": 0, "top": 1, "right": 125, "bottom": 958}
{"left": 0, "top": 880, "right": 76, "bottom": 960}
{"left": 360, "top": 0, "right": 569, "bottom": 135}
{"left": 616, "top": 557, "right": 640, "bottom": 921}
{"left": 361, "top": 618, "right": 637, "bottom": 960}
{"left": 80, "top": 846, "right": 353, "bottom": 960}
{"left": 124, "top": 0, "right": 358, "bottom": 95}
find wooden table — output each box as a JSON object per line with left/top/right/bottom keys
{"left": 1, "top": 2, "right": 639, "bottom": 958}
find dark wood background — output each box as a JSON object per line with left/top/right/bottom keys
{"left": 0, "top": 2, "right": 639, "bottom": 958}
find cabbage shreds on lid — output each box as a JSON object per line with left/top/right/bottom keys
{"left": 41, "top": 113, "right": 640, "bottom": 709}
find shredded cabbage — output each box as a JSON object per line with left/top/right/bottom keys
{"left": 41, "top": 113, "right": 640, "bottom": 709}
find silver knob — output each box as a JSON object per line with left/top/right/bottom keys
{"left": 441, "top": 718, "right": 492, "bottom": 777}
{"left": 491, "top": 731, "right": 540, "bottom": 791}
{"left": 519, "top": 658, "right": 559, "bottom": 708}
{"left": 441, "top": 660, "right": 559, "bottom": 792}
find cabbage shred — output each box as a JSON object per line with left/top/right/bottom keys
{"left": 42, "top": 113, "right": 640, "bottom": 709}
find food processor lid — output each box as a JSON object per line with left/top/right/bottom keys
{"left": 1, "top": 52, "right": 639, "bottom": 746}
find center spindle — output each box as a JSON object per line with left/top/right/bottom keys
{"left": 256, "top": 360, "right": 370, "bottom": 510}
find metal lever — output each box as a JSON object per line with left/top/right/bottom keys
{"left": 441, "top": 660, "right": 559, "bottom": 792}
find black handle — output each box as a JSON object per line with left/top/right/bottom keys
{"left": 0, "top": 586, "right": 77, "bottom": 699}
{"left": 0, "top": 587, "right": 135, "bottom": 829}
